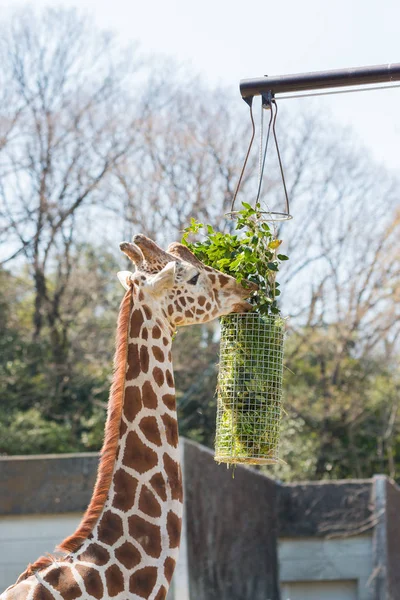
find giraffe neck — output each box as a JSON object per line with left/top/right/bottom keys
{"left": 75, "top": 289, "right": 183, "bottom": 599}
{"left": 4, "top": 289, "right": 183, "bottom": 600}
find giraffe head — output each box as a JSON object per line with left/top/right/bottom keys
{"left": 118, "top": 234, "right": 256, "bottom": 328}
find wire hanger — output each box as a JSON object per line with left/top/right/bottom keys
{"left": 229, "top": 94, "right": 292, "bottom": 221}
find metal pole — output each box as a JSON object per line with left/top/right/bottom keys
{"left": 240, "top": 62, "right": 400, "bottom": 99}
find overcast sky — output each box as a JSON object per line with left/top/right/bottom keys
{"left": 2, "top": 0, "right": 400, "bottom": 173}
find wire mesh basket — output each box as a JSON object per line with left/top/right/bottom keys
{"left": 215, "top": 312, "right": 285, "bottom": 465}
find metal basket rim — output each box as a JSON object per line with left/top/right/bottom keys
{"left": 225, "top": 210, "right": 293, "bottom": 222}
{"left": 214, "top": 455, "right": 281, "bottom": 465}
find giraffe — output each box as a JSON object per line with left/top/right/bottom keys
{"left": 1, "top": 234, "right": 255, "bottom": 600}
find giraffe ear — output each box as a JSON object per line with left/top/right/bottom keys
{"left": 147, "top": 261, "right": 176, "bottom": 294}
{"left": 117, "top": 271, "right": 133, "bottom": 290}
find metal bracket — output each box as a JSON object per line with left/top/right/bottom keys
{"left": 261, "top": 91, "right": 274, "bottom": 109}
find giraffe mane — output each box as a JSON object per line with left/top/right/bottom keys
{"left": 15, "top": 286, "right": 133, "bottom": 582}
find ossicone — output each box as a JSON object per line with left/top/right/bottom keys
{"left": 119, "top": 242, "right": 144, "bottom": 267}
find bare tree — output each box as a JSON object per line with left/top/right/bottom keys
{"left": 0, "top": 6, "right": 141, "bottom": 357}
{"left": 110, "top": 79, "right": 258, "bottom": 246}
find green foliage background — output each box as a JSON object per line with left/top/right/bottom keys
{"left": 1, "top": 262, "right": 399, "bottom": 483}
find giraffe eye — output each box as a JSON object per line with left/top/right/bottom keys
{"left": 187, "top": 273, "right": 200, "bottom": 285}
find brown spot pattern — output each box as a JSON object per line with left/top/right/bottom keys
{"left": 153, "top": 367, "right": 165, "bottom": 387}
{"left": 126, "top": 344, "right": 140, "bottom": 380}
{"left": 115, "top": 541, "right": 141, "bottom": 569}
{"left": 152, "top": 345, "right": 165, "bottom": 362}
{"left": 165, "top": 369, "right": 174, "bottom": 387}
{"left": 184, "top": 310, "right": 193, "bottom": 318}
{"left": 155, "top": 586, "right": 168, "bottom": 600}
{"left": 139, "top": 416, "right": 162, "bottom": 446}
{"left": 205, "top": 302, "right": 212, "bottom": 311}
{"left": 162, "top": 337, "right": 169, "bottom": 346}
{"left": 139, "top": 485, "right": 162, "bottom": 517}
{"left": 150, "top": 472, "right": 167, "bottom": 501}
{"left": 167, "top": 304, "right": 173, "bottom": 316}
{"left": 164, "top": 557, "right": 176, "bottom": 583}
{"left": 97, "top": 511, "right": 123, "bottom": 545}
{"left": 138, "top": 290, "right": 144, "bottom": 302}
{"left": 142, "top": 305, "right": 152, "bottom": 319}
{"left": 78, "top": 543, "right": 110, "bottom": 566}
{"left": 129, "top": 567, "right": 158, "bottom": 598}
{"left": 162, "top": 394, "right": 176, "bottom": 410}
{"left": 179, "top": 297, "right": 187, "bottom": 307}
{"left": 139, "top": 345, "right": 149, "bottom": 372}
{"left": 33, "top": 585, "right": 55, "bottom": 600}
{"left": 123, "top": 431, "right": 158, "bottom": 474}
{"left": 75, "top": 566, "right": 103, "bottom": 599}
{"left": 163, "top": 453, "right": 183, "bottom": 501}
{"left": 124, "top": 386, "right": 142, "bottom": 422}
{"left": 105, "top": 565, "right": 124, "bottom": 597}
{"left": 198, "top": 295, "right": 206, "bottom": 306}
{"left": 142, "top": 328, "right": 148, "bottom": 340}
{"left": 128, "top": 516, "right": 162, "bottom": 558}
{"left": 161, "top": 414, "right": 178, "bottom": 448}
{"left": 44, "top": 566, "right": 82, "bottom": 600}
{"left": 152, "top": 325, "right": 162, "bottom": 338}
{"left": 112, "top": 469, "right": 138, "bottom": 512}
{"left": 130, "top": 309, "right": 144, "bottom": 338}
{"left": 167, "top": 510, "right": 182, "bottom": 548}
{"left": 219, "top": 274, "right": 230, "bottom": 287}
{"left": 142, "top": 380, "right": 158, "bottom": 409}
{"left": 119, "top": 419, "right": 127, "bottom": 437}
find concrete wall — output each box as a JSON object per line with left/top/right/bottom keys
{"left": 277, "top": 480, "right": 374, "bottom": 538}
{"left": 183, "top": 440, "right": 279, "bottom": 600}
{"left": 279, "top": 535, "right": 374, "bottom": 600}
{"left": 0, "top": 453, "right": 98, "bottom": 514}
{"left": 281, "top": 579, "right": 358, "bottom": 600}
{"left": 384, "top": 478, "right": 400, "bottom": 600}
{"left": 0, "top": 513, "right": 81, "bottom": 590}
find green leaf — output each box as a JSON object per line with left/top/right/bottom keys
{"left": 278, "top": 254, "right": 289, "bottom": 261}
